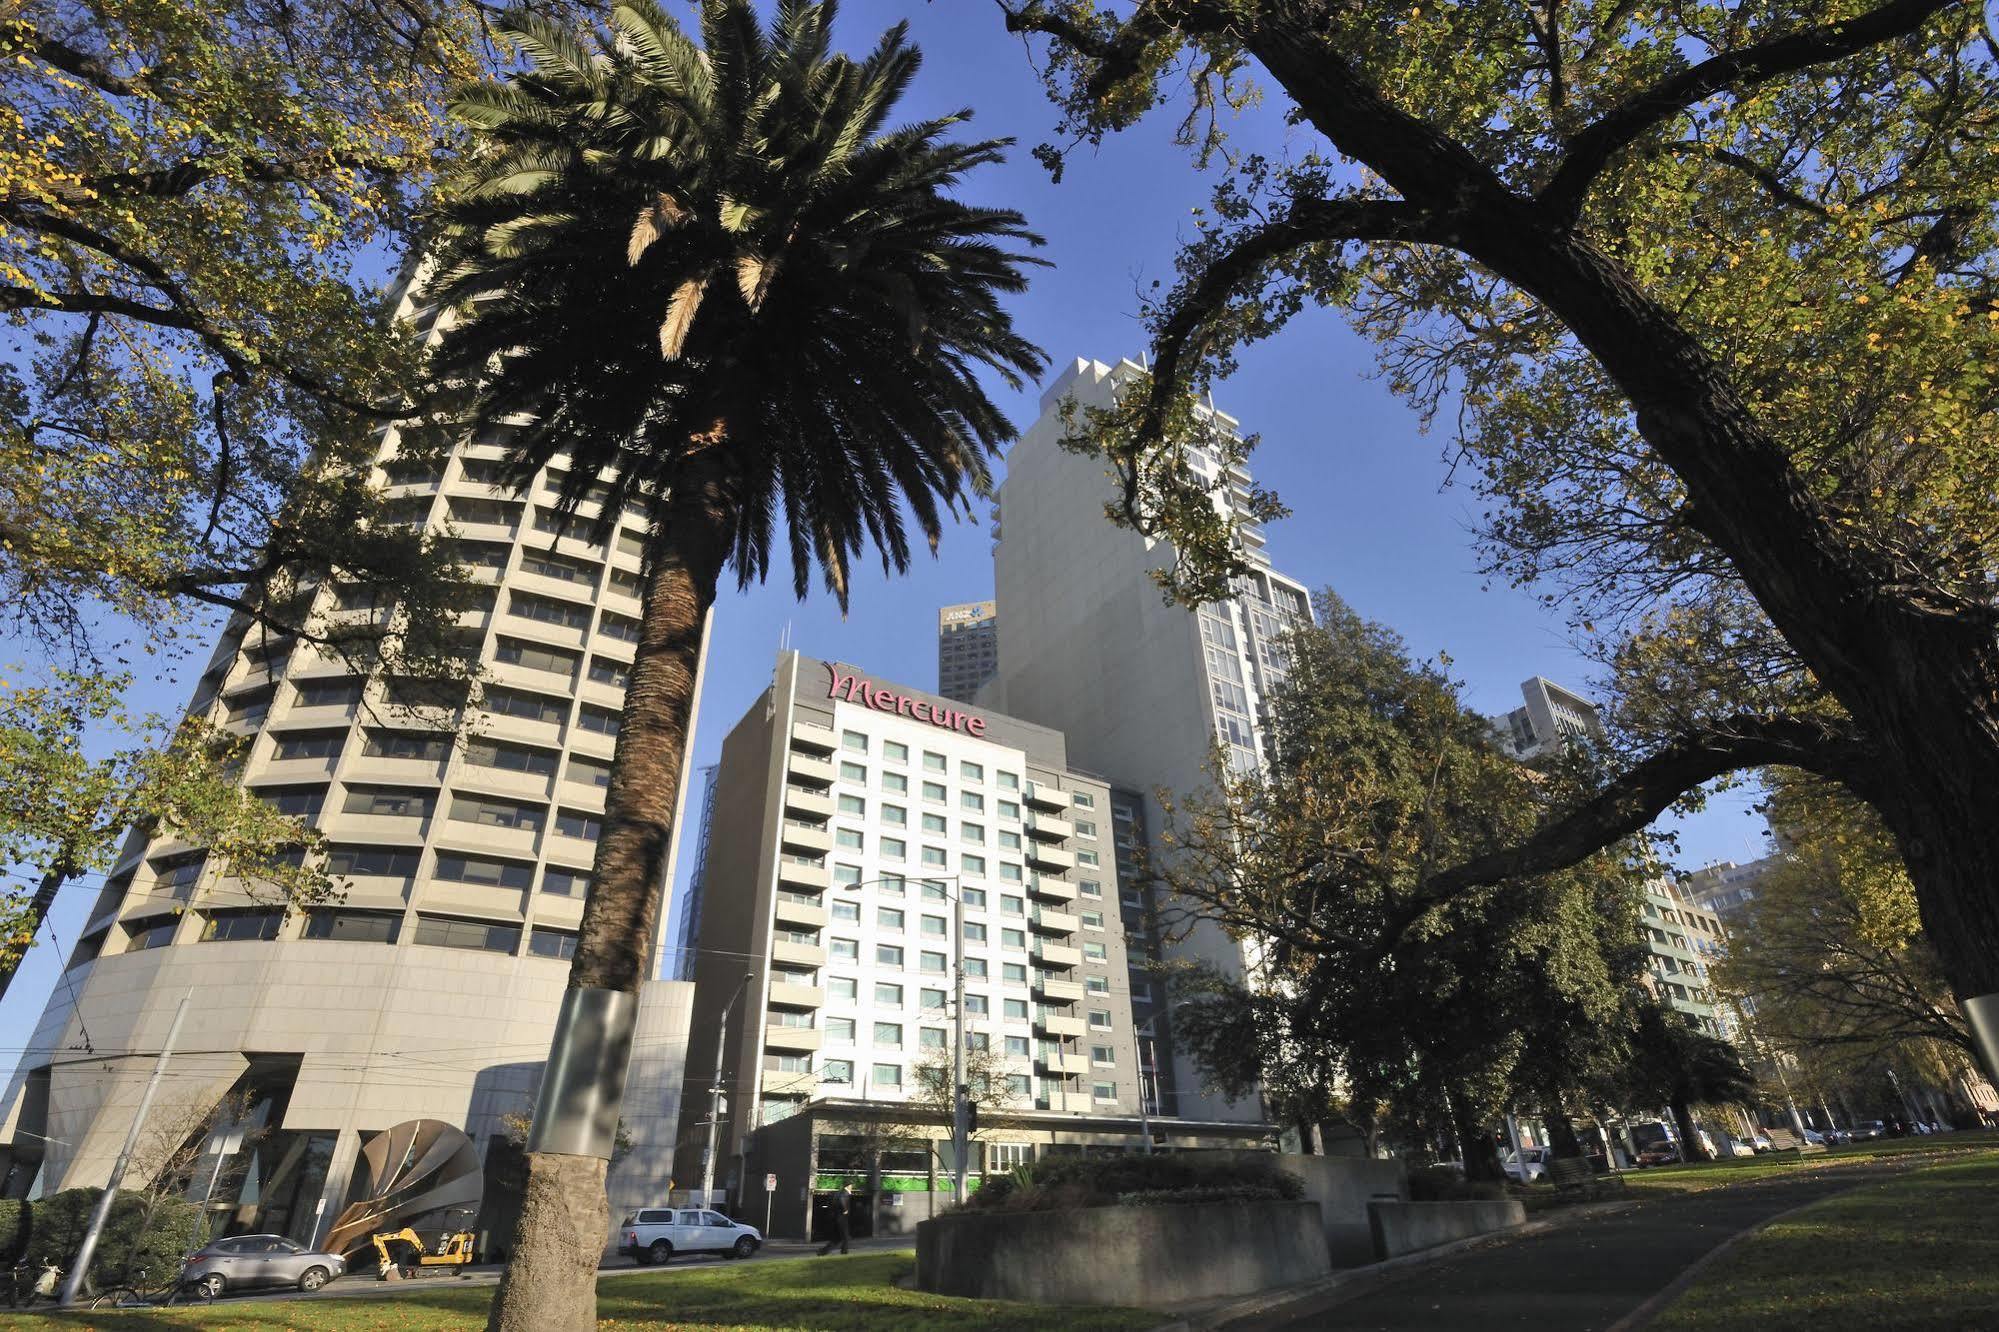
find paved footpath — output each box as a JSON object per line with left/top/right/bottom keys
{"left": 1236, "top": 1165, "right": 1905, "bottom": 1332}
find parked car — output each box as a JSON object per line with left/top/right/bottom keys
{"left": 1750, "top": 1130, "right": 1774, "bottom": 1152}
{"left": 1634, "top": 1144, "right": 1682, "bottom": 1167}
{"left": 1725, "top": 1138, "right": 1757, "bottom": 1158}
{"left": 621, "top": 1207, "right": 762, "bottom": 1265}
{"left": 1502, "top": 1147, "right": 1551, "bottom": 1183}
{"left": 181, "top": 1235, "right": 347, "bottom": 1298}
{"left": 1802, "top": 1129, "right": 1828, "bottom": 1147}
{"left": 1852, "top": 1120, "right": 1888, "bottom": 1141}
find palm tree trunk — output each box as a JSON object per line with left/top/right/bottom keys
{"left": 489, "top": 445, "right": 736, "bottom": 1332}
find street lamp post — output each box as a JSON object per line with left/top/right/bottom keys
{"left": 701, "top": 971, "right": 755, "bottom": 1209}
{"left": 832, "top": 874, "right": 969, "bottom": 1206}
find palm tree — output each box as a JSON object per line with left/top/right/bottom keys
{"left": 425, "top": 4, "right": 1044, "bottom": 1326}
{"left": 1623, "top": 1000, "right": 1756, "bottom": 1164}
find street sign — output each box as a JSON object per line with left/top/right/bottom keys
{"left": 764, "top": 1173, "right": 777, "bottom": 1192}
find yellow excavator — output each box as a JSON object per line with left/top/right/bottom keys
{"left": 370, "top": 1213, "right": 476, "bottom": 1279}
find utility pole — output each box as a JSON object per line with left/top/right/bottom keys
{"left": 700, "top": 971, "right": 754, "bottom": 1210}
{"left": 951, "top": 881, "right": 968, "bottom": 1206}
{"left": 1136, "top": 1021, "right": 1156, "bottom": 1155}
{"left": 59, "top": 990, "right": 189, "bottom": 1307}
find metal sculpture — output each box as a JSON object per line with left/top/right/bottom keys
{"left": 323, "top": 1119, "right": 483, "bottom": 1260}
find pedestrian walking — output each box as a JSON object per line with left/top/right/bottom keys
{"left": 817, "top": 1184, "right": 854, "bottom": 1256}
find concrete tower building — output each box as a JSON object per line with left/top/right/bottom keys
{"left": 935, "top": 601, "right": 999, "bottom": 702}
{"left": 0, "top": 288, "right": 699, "bottom": 1239}
{"left": 983, "top": 357, "right": 1313, "bottom": 1122}
{"left": 1492, "top": 676, "right": 1604, "bottom": 760}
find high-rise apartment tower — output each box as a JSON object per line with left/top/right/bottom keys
{"left": 936, "top": 601, "right": 999, "bottom": 702}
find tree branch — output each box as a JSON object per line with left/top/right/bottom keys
{"left": 1541, "top": 0, "right": 1964, "bottom": 220}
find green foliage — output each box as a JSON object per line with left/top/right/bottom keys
{"left": 1406, "top": 1165, "right": 1510, "bottom": 1203}
{"left": 1158, "top": 591, "right": 1648, "bottom": 1162}
{"left": 427, "top": 0, "right": 1048, "bottom": 607}
{"left": 960, "top": 1153, "right": 1303, "bottom": 1213}
{"left": 7, "top": 1187, "right": 202, "bottom": 1291}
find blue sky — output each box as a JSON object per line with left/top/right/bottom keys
{"left": 0, "top": 0, "right": 1775, "bottom": 1043}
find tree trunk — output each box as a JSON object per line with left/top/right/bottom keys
{"left": 1448, "top": 1091, "right": 1504, "bottom": 1182}
{"left": 1243, "top": 18, "right": 1999, "bottom": 1077}
{"left": 488, "top": 445, "right": 736, "bottom": 1332}
{"left": 1669, "top": 1101, "right": 1710, "bottom": 1163}
{"left": 1544, "top": 1107, "right": 1584, "bottom": 1160}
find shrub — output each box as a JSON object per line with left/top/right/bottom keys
{"left": 1407, "top": 1166, "right": 1510, "bottom": 1202}
{"left": 960, "top": 1152, "right": 1303, "bottom": 1213}
{"left": 10, "top": 1188, "right": 203, "bottom": 1292}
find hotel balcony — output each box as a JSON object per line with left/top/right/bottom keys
{"left": 1025, "top": 843, "right": 1075, "bottom": 872}
{"left": 770, "top": 937, "right": 827, "bottom": 968}
{"left": 1024, "top": 812, "right": 1073, "bottom": 842}
{"left": 1024, "top": 781, "right": 1068, "bottom": 813}
{"left": 789, "top": 721, "right": 838, "bottom": 755}
{"left": 1030, "top": 907, "right": 1078, "bottom": 936}
{"left": 787, "top": 752, "right": 835, "bottom": 787}
{"left": 773, "top": 894, "right": 828, "bottom": 930}
{"left": 784, "top": 786, "right": 833, "bottom": 820}
{"left": 1034, "top": 975, "right": 1085, "bottom": 1003}
{"left": 765, "top": 1023, "right": 822, "bottom": 1053}
{"left": 781, "top": 820, "right": 832, "bottom": 855}
{"left": 1034, "top": 941, "right": 1082, "bottom": 969}
{"left": 1035, "top": 1013, "right": 1086, "bottom": 1040}
{"left": 778, "top": 859, "right": 830, "bottom": 891}
{"left": 1027, "top": 874, "right": 1078, "bottom": 903}
{"left": 768, "top": 980, "right": 823, "bottom": 1009}
{"left": 1039, "top": 1051, "right": 1089, "bottom": 1077}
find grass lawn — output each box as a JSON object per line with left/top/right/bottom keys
{"left": 1616, "top": 1130, "right": 1999, "bottom": 1196}
{"left": 0, "top": 1253, "right": 1157, "bottom": 1331}
{"left": 1649, "top": 1149, "right": 1999, "bottom": 1330}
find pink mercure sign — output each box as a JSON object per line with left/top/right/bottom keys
{"left": 824, "top": 663, "right": 987, "bottom": 737}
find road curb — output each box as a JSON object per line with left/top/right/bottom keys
{"left": 1146, "top": 1197, "right": 1643, "bottom": 1332}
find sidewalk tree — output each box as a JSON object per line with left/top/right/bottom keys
{"left": 1621, "top": 1000, "right": 1756, "bottom": 1162}
{"left": 426, "top": 4, "right": 1045, "bottom": 1327}
{"left": 1000, "top": 0, "right": 1999, "bottom": 1077}
{"left": 1156, "top": 593, "right": 1645, "bottom": 1180}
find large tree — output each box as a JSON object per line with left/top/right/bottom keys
{"left": 425, "top": 4, "right": 1044, "bottom": 1327}
{"left": 1620, "top": 1000, "right": 1756, "bottom": 1162}
{"left": 1156, "top": 593, "right": 1646, "bottom": 1180}
{"left": 999, "top": 0, "right": 1999, "bottom": 1078}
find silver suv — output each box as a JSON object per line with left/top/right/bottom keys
{"left": 181, "top": 1234, "right": 347, "bottom": 1297}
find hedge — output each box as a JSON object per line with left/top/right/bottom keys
{"left": 961, "top": 1153, "right": 1304, "bottom": 1214}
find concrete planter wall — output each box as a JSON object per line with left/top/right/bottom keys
{"left": 1185, "top": 1151, "right": 1408, "bottom": 1265}
{"left": 1367, "top": 1199, "right": 1526, "bottom": 1260}
{"left": 916, "top": 1200, "right": 1330, "bottom": 1308}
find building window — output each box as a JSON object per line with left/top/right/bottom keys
{"left": 773, "top": 1054, "right": 812, "bottom": 1074}
{"left": 834, "top": 864, "right": 862, "bottom": 886}
{"left": 1079, "top": 879, "right": 1102, "bottom": 897}
{"left": 1006, "top": 1074, "right": 1032, "bottom": 1099}
{"left": 1001, "top": 895, "right": 1024, "bottom": 916}
{"left": 1002, "top": 998, "right": 1028, "bottom": 1020}
{"left": 876, "top": 944, "right": 904, "bottom": 968}
{"left": 529, "top": 929, "right": 578, "bottom": 959}
{"left": 922, "top": 813, "right": 947, "bottom": 834}
{"left": 999, "top": 863, "right": 1023, "bottom": 882}
{"left": 920, "top": 987, "right": 947, "bottom": 1012}
{"left": 998, "top": 831, "right": 1021, "bottom": 850}
{"left": 831, "top": 938, "right": 859, "bottom": 961}
{"left": 960, "top": 761, "right": 984, "bottom": 782}
{"left": 998, "top": 799, "right": 1020, "bottom": 821}
{"left": 326, "top": 845, "right": 421, "bottom": 880}
{"left": 884, "top": 740, "right": 908, "bottom": 763}
{"left": 494, "top": 637, "right": 579, "bottom": 676}
{"left": 1083, "top": 941, "right": 1108, "bottom": 961}
{"left": 962, "top": 855, "right": 987, "bottom": 876}
{"left": 921, "top": 915, "right": 947, "bottom": 937}
{"left": 836, "top": 828, "right": 863, "bottom": 849}
{"left": 840, "top": 761, "right": 867, "bottom": 782}
{"left": 920, "top": 1027, "right": 946, "bottom": 1050}
{"left": 832, "top": 899, "right": 860, "bottom": 922}
{"left": 883, "top": 772, "right": 908, "bottom": 794}
{"left": 255, "top": 785, "right": 327, "bottom": 819}
{"left": 412, "top": 916, "right": 520, "bottom": 953}
{"left": 923, "top": 752, "right": 947, "bottom": 773}
{"left": 588, "top": 656, "right": 630, "bottom": 687}
{"left": 274, "top": 730, "right": 347, "bottom": 761}
{"left": 1091, "top": 1045, "right": 1115, "bottom": 1066}
{"left": 882, "top": 804, "right": 907, "bottom": 828}
{"left": 1001, "top": 928, "right": 1025, "bottom": 950}
{"left": 1086, "top": 976, "right": 1110, "bottom": 995}
{"left": 1081, "top": 910, "right": 1104, "bottom": 929}
{"left": 435, "top": 852, "right": 536, "bottom": 889}
{"left": 449, "top": 795, "right": 544, "bottom": 831}
{"left": 1093, "top": 1082, "right": 1116, "bottom": 1102}
{"left": 826, "top": 1017, "right": 856, "bottom": 1042}
{"left": 543, "top": 867, "right": 590, "bottom": 898}
{"left": 874, "top": 1021, "right": 903, "bottom": 1046}
{"left": 964, "top": 994, "right": 989, "bottom": 1015}
{"left": 962, "top": 822, "right": 985, "bottom": 843}
{"left": 578, "top": 706, "right": 620, "bottom": 736}
{"left": 996, "top": 771, "right": 1019, "bottom": 790}
{"left": 963, "top": 957, "right": 988, "bottom": 978}
{"left": 294, "top": 677, "right": 363, "bottom": 710}
{"left": 1073, "top": 792, "right": 1096, "bottom": 810}
{"left": 922, "top": 782, "right": 947, "bottom": 804}
{"left": 921, "top": 847, "right": 947, "bottom": 868}
{"left": 303, "top": 909, "right": 401, "bottom": 943}
{"left": 964, "top": 921, "right": 988, "bottom": 943}
{"left": 878, "top": 873, "right": 905, "bottom": 896}
{"left": 1002, "top": 962, "right": 1027, "bottom": 983}
{"left": 343, "top": 786, "right": 434, "bottom": 818}
{"left": 484, "top": 685, "right": 567, "bottom": 725}
{"left": 967, "top": 1032, "right": 991, "bottom": 1052}
{"left": 921, "top": 950, "right": 946, "bottom": 973}
{"left": 872, "top": 1063, "right": 902, "bottom": 1088}
{"left": 125, "top": 918, "right": 177, "bottom": 951}
{"left": 566, "top": 756, "right": 612, "bottom": 788}
{"left": 467, "top": 738, "right": 558, "bottom": 776}
{"left": 1088, "top": 1009, "right": 1113, "bottom": 1030}
{"left": 921, "top": 880, "right": 948, "bottom": 901}
{"left": 837, "top": 793, "right": 866, "bottom": 816}
{"left": 201, "top": 909, "right": 284, "bottom": 942}
{"left": 828, "top": 976, "right": 858, "bottom": 1001}
{"left": 1075, "top": 819, "right": 1098, "bottom": 837}
{"left": 842, "top": 730, "right": 869, "bottom": 753}
{"left": 823, "top": 1060, "right": 853, "bottom": 1084}
{"left": 878, "top": 907, "right": 905, "bottom": 931}
{"left": 1076, "top": 850, "right": 1100, "bottom": 867}
{"left": 962, "top": 792, "right": 985, "bottom": 814}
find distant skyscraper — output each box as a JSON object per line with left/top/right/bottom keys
{"left": 936, "top": 600, "right": 998, "bottom": 702}
{"left": 1492, "top": 676, "right": 1603, "bottom": 760}
{"left": 984, "top": 356, "right": 1313, "bottom": 1122}
{"left": 1681, "top": 854, "right": 1784, "bottom": 925}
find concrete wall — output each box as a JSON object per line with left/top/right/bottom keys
{"left": 1368, "top": 1199, "right": 1526, "bottom": 1260}
{"left": 917, "top": 1200, "right": 1328, "bottom": 1308}
{"left": 1186, "top": 1151, "right": 1407, "bottom": 1265}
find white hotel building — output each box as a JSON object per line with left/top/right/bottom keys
{"left": 676, "top": 652, "right": 1272, "bottom": 1235}
{"left": 0, "top": 289, "right": 697, "bottom": 1243}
